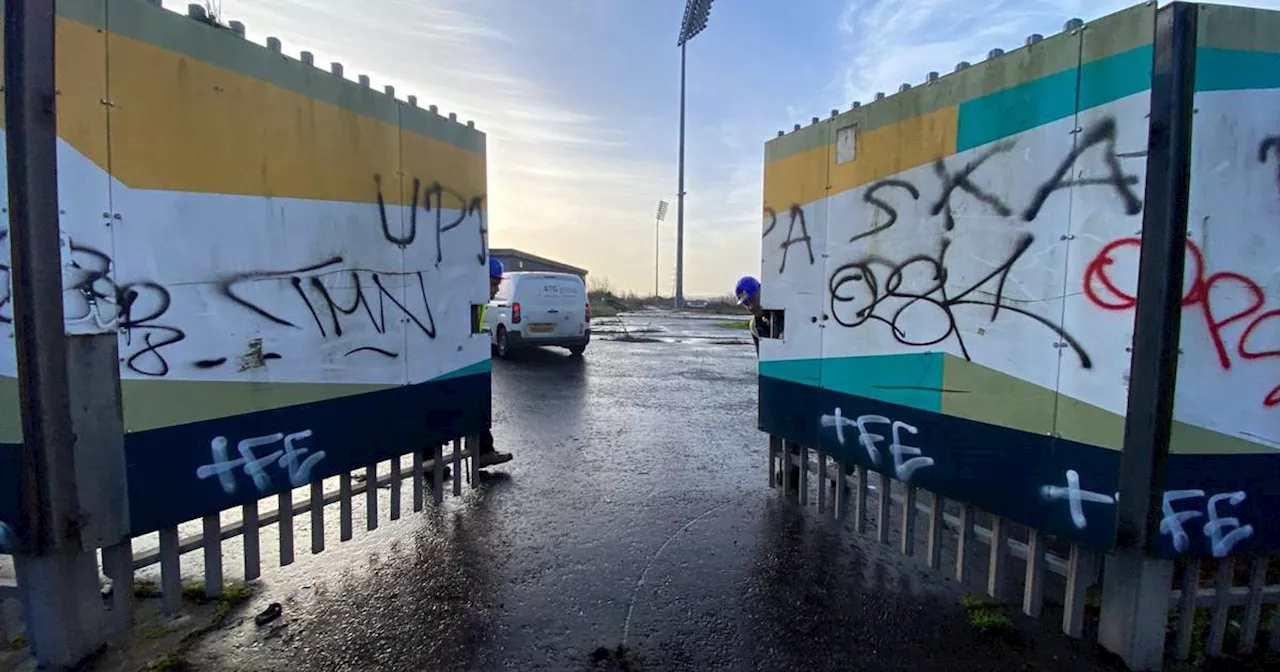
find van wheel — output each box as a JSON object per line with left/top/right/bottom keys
{"left": 568, "top": 345, "right": 586, "bottom": 357}
{"left": 495, "top": 326, "right": 511, "bottom": 359}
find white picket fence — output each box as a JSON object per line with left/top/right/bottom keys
{"left": 768, "top": 437, "right": 1280, "bottom": 664}
{"left": 0, "top": 438, "right": 480, "bottom": 647}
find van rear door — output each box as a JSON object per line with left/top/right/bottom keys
{"left": 519, "top": 274, "right": 586, "bottom": 338}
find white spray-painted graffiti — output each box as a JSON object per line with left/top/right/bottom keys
{"left": 1039, "top": 469, "right": 1255, "bottom": 557}
{"left": 820, "top": 407, "right": 936, "bottom": 482}
{"left": 195, "top": 429, "right": 326, "bottom": 495}
{"left": 1039, "top": 469, "right": 1118, "bottom": 530}
{"left": 1161, "top": 489, "right": 1255, "bottom": 558}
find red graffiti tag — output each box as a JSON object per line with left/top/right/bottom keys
{"left": 1084, "top": 238, "right": 1279, "bottom": 407}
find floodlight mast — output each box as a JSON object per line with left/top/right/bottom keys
{"left": 674, "top": 0, "right": 713, "bottom": 308}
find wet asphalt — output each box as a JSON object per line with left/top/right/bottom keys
{"left": 186, "top": 313, "right": 1122, "bottom": 672}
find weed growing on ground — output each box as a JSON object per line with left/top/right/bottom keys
{"left": 968, "top": 609, "right": 1015, "bottom": 635}
{"left": 960, "top": 592, "right": 1015, "bottom": 638}
{"left": 139, "top": 581, "right": 256, "bottom": 671}
{"left": 133, "top": 579, "right": 163, "bottom": 599}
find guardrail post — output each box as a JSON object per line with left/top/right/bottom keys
{"left": 1097, "top": 3, "right": 1197, "bottom": 670}
{"left": 5, "top": 0, "right": 129, "bottom": 663}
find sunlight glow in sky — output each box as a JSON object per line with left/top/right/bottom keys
{"left": 183, "top": 0, "right": 1280, "bottom": 297}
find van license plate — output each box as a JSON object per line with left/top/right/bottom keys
{"left": 528, "top": 323, "right": 554, "bottom": 334}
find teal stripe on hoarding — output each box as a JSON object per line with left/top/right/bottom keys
{"left": 1195, "top": 48, "right": 1280, "bottom": 92}
{"left": 823, "top": 353, "right": 944, "bottom": 413}
{"left": 759, "top": 358, "right": 821, "bottom": 388}
{"left": 760, "top": 353, "right": 944, "bottom": 414}
{"left": 956, "top": 46, "right": 1152, "bottom": 152}
{"left": 1078, "top": 45, "right": 1152, "bottom": 111}
{"left": 432, "top": 359, "right": 492, "bottom": 382}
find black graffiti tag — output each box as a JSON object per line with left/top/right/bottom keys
{"left": 218, "top": 257, "right": 438, "bottom": 350}
{"left": 828, "top": 233, "right": 1092, "bottom": 369}
{"left": 778, "top": 205, "right": 815, "bottom": 274}
{"left": 374, "top": 175, "right": 488, "bottom": 266}
{"left": 930, "top": 141, "right": 1015, "bottom": 231}
{"left": 1022, "top": 117, "right": 1143, "bottom": 221}
{"left": 855, "top": 179, "right": 920, "bottom": 244}
{"left": 1259, "top": 135, "right": 1280, "bottom": 201}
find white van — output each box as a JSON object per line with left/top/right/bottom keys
{"left": 486, "top": 272, "right": 590, "bottom": 358}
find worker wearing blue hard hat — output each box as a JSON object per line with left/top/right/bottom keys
{"left": 735, "top": 275, "right": 782, "bottom": 355}
{"left": 477, "top": 257, "right": 513, "bottom": 469}
{"left": 736, "top": 275, "right": 797, "bottom": 489}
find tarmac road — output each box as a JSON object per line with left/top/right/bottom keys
{"left": 186, "top": 314, "right": 1121, "bottom": 672}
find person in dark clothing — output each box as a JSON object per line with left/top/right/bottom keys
{"left": 477, "top": 257, "right": 514, "bottom": 468}
{"left": 735, "top": 275, "right": 798, "bottom": 489}
{"left": 735, "top": 275, "right": 784, "bottom": 354}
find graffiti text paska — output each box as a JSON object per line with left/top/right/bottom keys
{"left": 764, "top": 116, "right": 1143, "bottom": 267}
{"left": 764, "top": 117, "right": 1142, "bottom": 370}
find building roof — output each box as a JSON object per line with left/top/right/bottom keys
{"left": 489, "top": 248, "right": 589, "bottom": 277}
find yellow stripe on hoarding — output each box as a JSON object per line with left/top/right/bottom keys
{"left": 764, "top": 106, "right": 958, "bottom": 210}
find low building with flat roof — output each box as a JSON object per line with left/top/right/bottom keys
{"left": 490, "top": 248, "right": 588, "bottom": 278}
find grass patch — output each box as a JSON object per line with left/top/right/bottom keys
{"left": 211, "top": 582, "right": 253, "bottom": 619}
{"left": 134, "top": 579, "right": 162, "bottom": 600}
{"left": 968, "top": 609, "right": 1015, "bottom": 635}
{"left": 139, "top": 581, "right": 257, "bottom": 671}
{"left": 960, "top": 592, "right": 1015, "bottom": 638}
{"left": 714, "top": 320, "right": 750, "bottom": 330}
{"left": 181, "top": 582, "right": 208, "bottom": 604}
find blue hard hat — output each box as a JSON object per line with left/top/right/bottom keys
{"left": 488, "top": 256, "right": 504, "bottom": 279}
{"left": 734, "top": 276, "right": 761, "bottom": 304}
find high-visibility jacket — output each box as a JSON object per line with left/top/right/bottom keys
{"left": 749, "top": 314, "right": 772, "bottom": 339}
{"left": 479, "top": 305, "right": 488, "bottom": 334}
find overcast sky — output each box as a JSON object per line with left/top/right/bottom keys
{"left": 177, "top": 0, "right": 1280, "bottom": 297}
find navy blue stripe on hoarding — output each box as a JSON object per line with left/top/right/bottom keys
{"left": 760, "top": 374, "right": 1120, "bottom": 550}
{"left": 124, "top": 372, "right": 490, "bottom": 535}
{"left": 760, "top": 374, "right": 1280, "bottom": 558}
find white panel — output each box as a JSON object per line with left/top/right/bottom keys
{"left": 821, "top": 115, "right": 1079, "bottom": 394}
{"left": 403, "top": 191, "right": 490, "bottom": 385}
{"left": 0, "top": 136, "right": 116, "bottom": 377}
{"left": 760, "top": 197, "right": 828, "bottom": 365}
{"left": 1175, "top": 88, "right": 1280, "bottom": 448}
{"left": 1057, "top": 93, "right": 1153, "bottom": 419}
{"left": 0, "top": 140, "right": 487, "bottom": 387}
